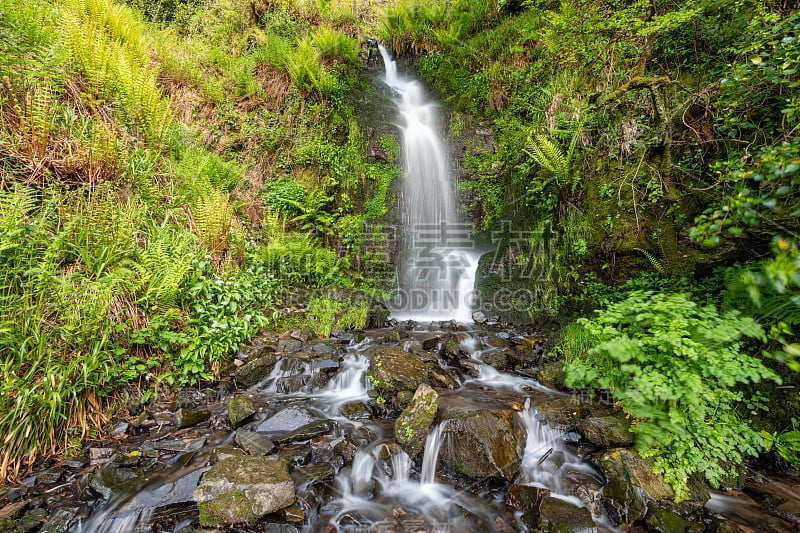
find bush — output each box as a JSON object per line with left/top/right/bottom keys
{"left": 566, "top": 290, "right": 779, "bottom": 500}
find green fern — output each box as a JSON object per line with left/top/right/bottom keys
{"left": 635, "top": 247, "right": 666, "bottom": 276}
{"left": 134, "top": 223, "right": 197, "bottom": 309}
{"left": 523, "top": 117, "right": 585, "bottom": 193}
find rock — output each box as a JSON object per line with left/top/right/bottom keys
{"left": 89, "top": 448, "right": 113, "bottom": 464}
{"left": 400, "top": 339, "right": 423, "bottom": 352}
{"left": 365, "top": 347, "right": 428, "bottom": 407}
{"left": 262, "top": 525, "right": 299, "bottom": 533}
{"left": 13, "top": 508, "right": 46, "bottom": 533}
{"left": 277, "top": 339, "right": 303, "bottom": 352}
{"left": 482, "top": 348, "right": 511, "bottom": 370}
{"left": 111, "top": 421, "right": 129, "bottom": 436}
{"left": 589, "top": 448, "right": 709, "bottom": 524}
{"left": 114, "top": 467, "right": 209, "bottom": 516}
{"left": 506, "top": 484, "right": 548, "bottom": 512}
{"left": 228, "top": 396, "right": 257, "bottom": 427}
{"left": 537, "top": 360, "right": 567, "bottom": 389}
{"left": 524, "top": 495, "right": 597, "bottom": 533}
{"left": 0, "top": 502, "right": 27, "bottom": 521}
{"left": 234, "top": 429, "right": 274, "bottom": 456}
{"left": 174, "top": 408, "right": 211, "bottom": 428}
{"left": 257, "top": 406, "right": 317, "bottom": 433}
{"left": 234, "top": 353, "right": 278, "bottom": 387}
{"left": 429, "top": 365, "right": 459, "bottom": 389}
{"left": 153, "top": 411, "right": 174, "bottom": 425}
{"left": 298, "top": 462, "right": 335, "bottom": 484}
{"left": 340, "top": 402, "right": 371, "bottom": 420}
{"left": 273, "top": 420, "right": 335, "bottom": 445}
{"left": 440, "top": 409, "right": 525, "bottom": 480}
{"left": 282, "top": 504, "right": 305, "bottom": 521}
{"left": 643, "top": 502, "right": 704, "bottom": 533}
{"left": 40, "top": 507, "right": 79, "bottom": 533}
{"left": 472, "top": 311, "right": 488, "bottom": 324}
{"left": 394, "top": 385, "right": 439, "bottom": 457}
{"left": 90, "top": 465, "right": 143, "bottom": 500}
{"left": 210, "top": 447, "right": 246, "bottom": 464}
{"left": 155, "top": 436, "right": 206, "bottom": 453}
{"left": 534, "top": 397, "right": 585, "bottom": 430}
{"left": 440, "top": 337, "right": 460, "bottom": 359}
{"left": 193, "top": 456, "right": 294, "bottom": 527}
{"left": 385, "top": 329, "right": 402, "bottom": 342}
{"left": 577, "top": 412, "right": 635, "bottom": 448}
{"left": 419, "top": 334, "right": 440, "bottom": 350}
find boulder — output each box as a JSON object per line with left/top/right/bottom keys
{"left": 577, "top": 412, "right": 635, "bottom": 448}
{"left": 394, "top": 385, "right": 439, "bottom": 457}
{"left": 643, "top": 502, "right": 705, "bottom": 533}
{"left": 589, "top": 448, "right": 709, "bottom": 524}
{"left": 234, "top": 353, "right": 277, "bottom": 387}
{"left": 537, "top": 360, "right": 566, "bottom": 389}
{"left": 534, "top": 397, "right": 585, "bottom": 430}
{"left": 174, "top": 408, "right": 211, "bottom": 428}
{"left": 365, "top": 347, "right": 428, "bottom": 407}
{"left": 523, "top": 496, "right": 597, "bottom": 533}
{"left": 228, "top": 396, "right": 257, "bottom": 427}
{"left": 440, "top": 409, "right": 525, "bottom": 480}
{"left": 194, "top": 456, "right": 294, "bottom": 526}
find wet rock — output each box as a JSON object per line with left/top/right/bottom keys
{"left": 589, "top": 448, "right": 709, "bottom": 523}
{"left": 472, "top": 311, "right": 488, "bottom": 324}
{"left": 39, "top": 507, "right": 79, "bottom": 533}
{"left": 153, "top": 411, "right": 174, "bottom": 425}
{"left": 400, "top": 339, "right": 423, "bottom": 352}
{"left": 210, "top": 447, "right": 246, "bottom": 464}
{"left": 340, "top": 402, "right": 371, "bottom": 420}
{"left": 577, "top": 412, "right": 635, "bottom": 448}
{"left": 13, "top": 508, "right": 46, "bottom": 533}
{"left": 88, "top": 448, "right": 113, "bottom": 464}
{"left": 114, "top": 467, "right": 209, "bottom": 516}
{"left": 537, "top": 360, "right": 567, "bottom": 389}
{"left": 193, "top": 456, "right": 294, "bottom": 527}
{"left": 36, "top": 470, "right": 62, "bottom": 484}
{"left": 90, "top": 464, "right": 143, "bottom": 500}
{"left": 524, "top": 495, "right": 597, "bottom": 533}
{"left": 273, "top": 420, "right": 335, "bottom": 445}
{"left": 63, "top": 457, "right": 88, "bottom": 469}
{"left": 290, "top": 328, "right": 313, "bottom": 342}
{"left": 385, "top": 328, "right": 402, "bottom": 342}
{"left": 429, "top": 365, "right": 459, "bottom": 389}
{"left": 257, "top": 406, "right": 317, "bottom": 434}
{"left": 298, "top": 462, "right": 335, "bottom": 484}
{"left": 277, "top": 339, "right": 303, "bottom": 352}
{"left": 643, "top": 502, "right": 704, "bottom": 533}
{"left": 506, "top": 484, "right": 548, "bottom": 512}
{"left": 155, "top": 436, "right": 206, "bottom": 453}
{"left": 439, "top": 336, "right": 460, "bottom": 359}
{"left": 486, "top": 336, "right": 508, "bottom": 348}
{"left": 276, "top": 374, "right": 310, "bottom": 394}
{"left": 234, "top": 353, "right": 278, "bottom": 387}
{"left": 534, "top": 397, "right": 585, "bottom": 430}
{"left": 111, "top": 421, "right": 129, "bottom": 436}
{"left": 234, "top": 429, "right": 274, "bottom": 455}
{"left": 333, "top": 439, "right": 358, "bottom": 465}
{"left": 419, "top": 334, "right": 440, "bottom": 350}
{"left": 395, "top": 384, "right": 439, "bottom": 457}
{"left": 440, "top": 408, "right": 525, "bottom": 480}
{"left": 262, "top": 525, "right": 299, "bottom": 533}
{"left": 282, "top": 503, "right": 305, "bottom": 521}
{"left": 365, "top": 347, "right": 428, "bottom": 407}
{"left": 482, "top": 348, "right": 511, "bottom": 370}
{"left": 174, "top": 408, "right": 211, "bottom": 428}
{"left": 228, "top": 395, "right": 257, "bottom": 427}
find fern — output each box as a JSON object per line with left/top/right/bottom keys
{"left": 191, "top": 189, "right": 233, "bottom": 256}
{"left": 134, "top": 223, "right": 197, "bottom": 309}
{"left": 634, "top": 247, "right": 666, "bottom": 276}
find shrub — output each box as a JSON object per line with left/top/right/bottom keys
{"left": 566, "top": 290, "right": 779, "bottom": 500}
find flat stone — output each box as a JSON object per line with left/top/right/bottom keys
{"left": 228, "top": 396, "right": 257, "bottom": 427}
{"left": 114, "top": 468, "right": 208, "bottom": 517}
{"left": 365, "top": 346, "right": 428, "bottom": 407}
{"left": 154, "top": 437, "right": 206, "bottom": 453}
{"left": 277, "top": 339, "right": 303, "bottom": 352}
{"left": 256, "top": 406, "right": 317, "bottom": 434}
{"left": 193, "top": 456, "right": 294, "bottom": 526}
{"left": 273, "top": 420, "right": 335, "bottom": 445}
{"left": 234, "top": 430, "right": 274, "bottom": 456}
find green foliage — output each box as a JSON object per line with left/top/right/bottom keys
{"left": 306, "top": 296, "right": 368, "bottom": 337}
{"left": 311, "top": 26, "right": 358, "bottom": 64}
{"left": 262, "top": 233, "right": 349, "bottom": 287}
{"left": 265, "top": 178, "right": 309, "bottom": 214}
{"left": 566, "top": 291, "right": 778, "bottom": 500}
{"left": 760, "top": 418, "right": 800, "bottom": 468}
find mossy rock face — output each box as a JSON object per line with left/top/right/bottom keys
{"left": 394, "top": 384, "right": 439, "bottom": 457}
{"left": 365, "top": 347, "right": 428, "bottom": 407}
{"left": 576, "top": 412, "right": 635, "bottom": 448}
{"left": 193, "top": 456, "right": 294, "bottom": 527}
{"left": 535, "top": 496, "right": 597, "bottom": 533}
{"left": 440, "top": 408, "right": 525, "bottom": 480}
{"left": 643, "top": 502, "right": 705, "bottom": 533}
{"left": 589, "top": 448, "right": 709, "bottom": 524}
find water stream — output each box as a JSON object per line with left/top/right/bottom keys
{"left": 379, "top": 45, "right": 480, "bottom": 323}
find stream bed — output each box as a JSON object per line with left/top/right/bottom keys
{"left": 2, "top": 321, "right": 800, "bottom": 533}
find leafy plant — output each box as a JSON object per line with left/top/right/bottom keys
{"left": 566, "top": 290, "right": 779, "bottom": 500}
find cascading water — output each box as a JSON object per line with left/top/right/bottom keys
{"left": 378, "top": 46, "right": 479, "bottom": 322}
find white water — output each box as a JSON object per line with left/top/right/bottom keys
{"left": 378, "top": 46, "right": 479, "bottom": 323}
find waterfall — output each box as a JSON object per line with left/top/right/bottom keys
{"left": 378, "top": 46, "right": 479, "bottom": 322}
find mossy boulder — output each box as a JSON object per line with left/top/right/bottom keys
{"left": 524, "top": 495, "right": 597, "bottom": 533}
{"left": 577, "top": 412, "right": 635, "bottom": 448}
{"left": 233, "top": 353, "right": 277, "bottom": 387}
{"left": 193, "top": 456, "right": 294, "bottom": 527}
{"left": 537, "top": 360, "right": 566, "bottom": 389}
{"left": 643, "top": 502, "right": 704, "bottom": 533}
{"left": 440, "top": 408, "right": 525, "bottom": 480}
{"left": 394, "top": 384, "right": 439, "bottom": 457}
{"left": 227, "top": 395, "right": 257, "bottom": 428}
{"left": 589, "top": 448, "right": 709, "bottom": 524}
{"left": 365, "top": 346, "right": 428, "bottom": 407}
